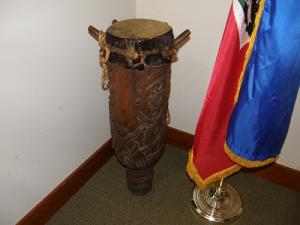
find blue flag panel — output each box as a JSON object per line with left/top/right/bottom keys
{"left": 226, "top": 0, "right": 300, "bottom": 166}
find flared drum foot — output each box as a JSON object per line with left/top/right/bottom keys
{"left": 126, "top": 167, "right": 153, "bottom": 196}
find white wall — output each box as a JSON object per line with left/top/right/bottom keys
{"left": 278, "top": 101, "right": 300, "bottom": 170}
{"left": 136, "top": 0, "right": 300, "bottom": 170}
{"left": 0, "top": 1, "right": 135, "bottom": 224}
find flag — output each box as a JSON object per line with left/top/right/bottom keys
{"left": 187, "top": 0, "right": 300, "bottom": 190}
{"left": 186, "top": 0, "right": 259, "bottom": 189}
{"left": 225, "top": 0, "right": 300, "bottom": 167}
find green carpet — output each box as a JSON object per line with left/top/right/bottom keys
{"left": 47, "top": 145, "right": 300, "bottom": 225}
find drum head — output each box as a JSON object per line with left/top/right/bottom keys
{"left": 107, "top": 19, "right": 172, "bottom": 39}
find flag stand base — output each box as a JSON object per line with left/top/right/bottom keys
{"left": 190, "top": 181, "right": 242, "bottom": 224}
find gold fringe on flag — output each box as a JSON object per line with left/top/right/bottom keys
{"left": 224, "top": 143, "right": 278, "bottom": 168}
{"left": 186, "top": 149, "right": 241, "bottom": 190}
{"left": 234, "top": 0, "right": 266, "bottom": 103}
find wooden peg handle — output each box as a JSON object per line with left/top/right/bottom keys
{"left": 88, "top": 25, "right": 100, "bottom": 41}
{"left": 174, "top": 29, "right": 191, "bottom": 49}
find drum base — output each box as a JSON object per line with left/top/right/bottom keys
{"left": 126, "top": 167, "right": 153, "bottom": 196}
{"left": 191, "top": 182, "right": 242, "bottom": 224}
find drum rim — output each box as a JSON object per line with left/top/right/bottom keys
{"left": 107, "top": 18, "right": 172, "bottom": 40}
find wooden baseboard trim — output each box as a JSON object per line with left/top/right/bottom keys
{"left": 166, "top": 126, "right": 300, "bottom": 192}
{"left": 166, "top": 126, "right": 193, "bottom": 150}
{"left": 251, "top": 163, "right": 300, "bottom": 192}
{"left": 17, "top": 139, "right": 113, "bottom": 225}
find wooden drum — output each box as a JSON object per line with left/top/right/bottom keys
{"left": 88, "top": 19, "right": 190, "bottom": 195}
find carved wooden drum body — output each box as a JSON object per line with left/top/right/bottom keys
{"left": 89, "top": 19, "right": 190, "bottom": 195}
{"left": 109, "top": 63, "right": 170, "bottom": 195}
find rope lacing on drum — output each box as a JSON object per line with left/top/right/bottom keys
{"left": 98, "top": 31, "right": 110, "bottom": 90}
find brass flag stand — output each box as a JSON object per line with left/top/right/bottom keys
{"left": 190, "top": 179, "right": 242, "bottom": 224}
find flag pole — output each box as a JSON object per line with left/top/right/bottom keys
{"left": 190, "top": 178, "right": 243, "bottom": 224}
{"left": 218, "top": 178, "right": 224, "bottom": 190}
